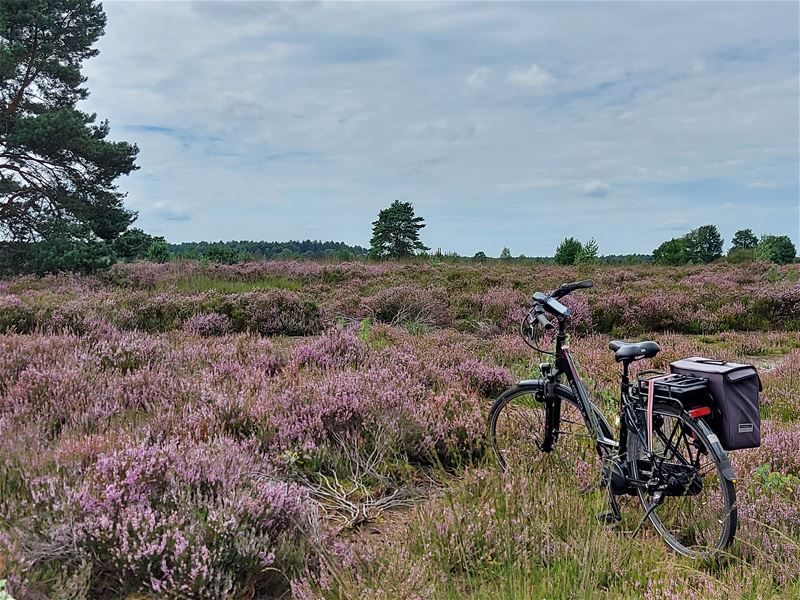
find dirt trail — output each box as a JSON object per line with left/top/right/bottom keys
{"left": 743, "top": 354, "right": 786, "bottom": 373}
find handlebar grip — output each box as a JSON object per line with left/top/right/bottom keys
{"left": 551, "top": 279, "right": 594, "bottom": 298}
{"left": 535, "top": 312, "right": 554, "bottom": 330}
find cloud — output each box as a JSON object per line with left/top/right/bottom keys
{"left": 655, "top": 218, "right": 692, "bottom": 232}
{"left": 576, "top": 181, "right": 612, "bottom": 198}
{"left": 507, "top": 64, "right": 554, "bottom": 87}
{"left": 498, "top": 178, "right": 562, "bottom": 190}
{"left": 465, "top": 66, "right": 490, "bottom": 88}
{"left": 746, "top": 181, "right": 778, "bottom": 189}
{"left": 413, "top": 119, "right": 475, "bottom": 141}
{"left": 77, "top": 1, "right": 798, "bottom": 254}
{"left": 152, "top": 201, "right": 192, "bottom": 222}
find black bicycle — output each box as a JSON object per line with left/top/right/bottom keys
{"left": 488, "top": 280, "right": 737, "bottom": 558}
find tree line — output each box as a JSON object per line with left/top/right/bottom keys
{"left": 366, "top": 203, "right": 796, "bottom": 266}
{"left": 652, "top": 225, "right": 796, "bottom": 265}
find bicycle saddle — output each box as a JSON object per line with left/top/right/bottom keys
{"left": 608, "top": 340, "right": 661, "bottom": 363}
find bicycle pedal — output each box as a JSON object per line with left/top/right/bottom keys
{"left": 595, "top": 510, "right": 622, "bottom": 524}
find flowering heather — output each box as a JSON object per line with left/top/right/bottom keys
{"left": 0, "top": 324, "right": 514, "bottom": 596}
{"left": 9, "top": 438, "right": 320, "bottom": 597}
{"left": 180, "top": 312, "right": 232, "bottom": 337}
{"left": 363, "top": 285, "right": 453, "bottom": 328}
{"left": 3, "top": 261, "right": 800, "bottom": 336}
{"left": 0, "top": 295, "right": 35, "bottom": 333}
{"left": 2, "top": 261, "right": 800, "bottom": 597}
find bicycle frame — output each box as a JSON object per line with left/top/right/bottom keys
{"left": 544, "top": 315, "right": 734, "bottom": 486}
{"left": 549, "top": 318, "right": 620, "bottom": 454}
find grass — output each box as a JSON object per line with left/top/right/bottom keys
{"left": 311, "top": 464, "right": 798, "bottom": 599}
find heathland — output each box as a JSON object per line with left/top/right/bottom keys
{"left": 0, "top": 259, "right": 798, "bottom": 598}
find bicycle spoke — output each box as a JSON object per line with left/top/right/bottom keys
{"left": 634, "top": 406, "right": 736, "bottom": 557}
{"left": 490, "top": 389, "right": 607, "bottom": 490}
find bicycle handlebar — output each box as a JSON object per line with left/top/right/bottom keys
{"left": 550, "top": 279, "right": 593, "bottom": 299}
{"left": 531, "top": 279, "right": 594, "bottom": 320}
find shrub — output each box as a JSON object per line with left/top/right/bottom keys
{"left": 181, "top": 313, "right": 232, "bottom": 337}
{"left": 455, "top": 287, "right": 527, "bottom": 334}
{"left": 224, "top": 291, "right": 323, "bottom": 336}
{"left": 590, "top": 293, "right": 629, "bottom": 333}
{"left": 758, "top": 235, "right": 797, "bottom": 265}
{"left": 145, "top": 241, "right": 171, "bottom": 263}
{"left": 132, "top": 293, "right": 214, "bottom": 332}
{"left": 450, "top": 359, "right": 514, "bottom": 398}
{"left": 6, "top": 439, "right": 321, "bottom": 598}
{"left": 0, "top": 296, "right": 36, "bottom": 334}
{"left": 554, "top": 237, "right": 583, "bottom": 265}
{"left": 752, "top": 284, "right": 800, "bottom": 329}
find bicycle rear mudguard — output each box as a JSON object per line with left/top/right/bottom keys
{"left": 703, "top": 430, "right": 738, "bottom": 482}
{"left": 654, "top": 398, "right": 738, "bottom": 483}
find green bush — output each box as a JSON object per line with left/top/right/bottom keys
{"left": 0, "top": 297, "right": 36, "bottom": 333}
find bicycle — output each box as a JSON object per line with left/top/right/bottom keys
{"left": 488, "top": 279, "right": 737, "bottom": 558}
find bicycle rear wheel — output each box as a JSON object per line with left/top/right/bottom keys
{"left": 629, "top": 402, "right": 737, "bottom": 558}
{"left": 489, "top": 382, "right": 612, "bottom": 488}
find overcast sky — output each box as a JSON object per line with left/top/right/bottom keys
{"left": 81, "top": 1, "right": 799, "bottom": 256}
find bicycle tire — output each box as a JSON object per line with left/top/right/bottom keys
{"left": 489, "top": 381, "right": 613, "bottom": 484}
{"left": 628, "top": 401, "right": 737, "bottom": 558}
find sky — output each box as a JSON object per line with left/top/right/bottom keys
{"left": 80, "top": 1, "right": 800, "bottom": 256}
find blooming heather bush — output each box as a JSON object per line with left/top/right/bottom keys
{"left": 363, "top": 285, "right": 452, "bottom": 329}
{"left": 752, "top": 283, "right": 800, "bottom": 329}
{"left": 224, "top": 291, "right": 323, "bottom": 336}
{"left": 757, "top": 425, "right": 800, "bottom": 475}
{"left": 3, "top": 261, "right": 800, "bottom": 597}
{"left": 0, "top": 326, "right": 503, "bottom": 596}
{"left": 292, "top": 326, "right": 368, "bottom": 370}
{"left": 5, "top": 261, "right": 800, "bottom": 335}
{"left": 450, "top": 359, "right": 515, "bottom": 398}
{"left": 624, "top": 291, "right": 696, "bottom": 333}
{"left": 736, "top": 475, "right": 800, "bottom": 584}
{"left": 6, "top": 437, "right": 321, "bottom": 597}
{"left": 561, "top": 293, "right": 592, "bottom": 334}
{"left": 590, "top": 293, "right": 629, "bottom": 334}
{"left": 128, "top": 292, "right": 198, "bottom": 332}
{"left": 181, "top": 312, "right": 232, "bottom": 337}
{"left": 455, "top": 286, "right": 528, "bottom": 334}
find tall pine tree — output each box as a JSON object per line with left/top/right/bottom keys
{"left": 0, "top": 1, "right": 138, "bottom": 257}
{"left": 369, "top": 200, "right": 428, "bottom": 259}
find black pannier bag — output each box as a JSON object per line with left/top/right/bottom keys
{"left": 670, "top": 357, "right": 762, "bottom": 450}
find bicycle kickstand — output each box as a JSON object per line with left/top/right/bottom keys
{"left": 631, "top": 491, "right": 663, "bottom": 538}
{"left": 596, "top": 488, "right": 622, "bottom": 524}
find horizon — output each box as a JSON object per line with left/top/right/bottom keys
{"left": 80, "top": 1, "right": 799, "bottom": 255}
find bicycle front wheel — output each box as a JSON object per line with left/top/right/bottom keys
{"left": 489, "top": 382, "right": 612, "bottom": 488}
{"left": 629, "top": 402, "right": 737, "bottom": 558}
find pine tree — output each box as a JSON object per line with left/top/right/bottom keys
{"left": 730, "top": 229, "right": 758, "bottom": 250}
{"left": 0, "top": 1, "right": 138, "bottom": 247}
{"left": 576, "top": 238, "right": 599, "bottom": 264}
{"left": 368, "top": 200, "right": 428, "bottom": 259}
